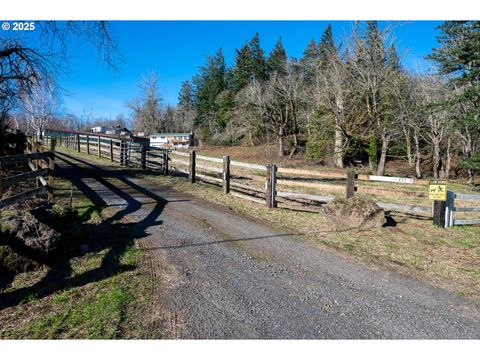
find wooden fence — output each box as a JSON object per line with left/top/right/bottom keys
{"left": 166, "top": 150, "right": 433, "bottom": 216}
{"left": 0, "top": 138, "right": 56, "bottom": 209}
{"left": 51, "top": 135, "right": 480, "bottom": 227}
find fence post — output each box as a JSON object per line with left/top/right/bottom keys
{"left": 48, "top": 138, "right": 56, "bottom": 203}
{"left": 433, "top": 200, "right": 446, "bottom": 227}
{"left": 271, "top": 164, "right": 277, "bottom": 208}
{"left": 86, "top": 135, "right": 90, "bottom": 155}
{"left": 0, "top": 161, "right": 3, "bottom": 199}
{"left": 141, "top": 145, "right": 146, "bottom": 170}
{"left": 266, "top": 165, "right": 277, "bottom": 208}
{"left": 163, "top": 150, "right": 169, "bottom": 175}
{"left": 346, "top": 170, "right": 357, "bottom": 199}
{"left": 98, "top": 136, "right": 101, "bottom": 158}
{"left": 110, "top": 139, "right": 113, "bottom": 162}
{"left": 189, "top": 150, "right": 196, "bottom": 183}
{"left": 76, "top": 134, "right": 80, "bottom": 152}
{"left": 223, "top": 156, "right": 230, "bottom": 194}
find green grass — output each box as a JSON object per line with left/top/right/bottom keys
{"left": 1, "top": 244, "right": 150, "bottom": 339}
{"left": 0, "top": 169, "right": 155, "bottom": 339}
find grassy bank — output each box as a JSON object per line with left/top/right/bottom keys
{"left": 0, "top": 177, "right": 157, "bottom": 339}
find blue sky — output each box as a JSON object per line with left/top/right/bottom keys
{"left": 24, "top": 21, "right": 444, "bottom": 120}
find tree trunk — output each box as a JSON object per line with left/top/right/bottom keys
{"left": 414, "top": 129, "right": 422, "bottom": 178}
{"left": 432, "top": 137, "right": 441, "bottom": 179}
{"left": 288, "top": 133, "right": 298, "bottom": 160}
{"left": 334, "top": 126, "right": 344, "bottom": 168}
{"left": 376, "top": 129, "right": 389, "bottom": 176}
{"left": 277, "top": 127, "right": 284, "bottom": 157}
{"left": 445, "top": 136, "right": 451, "bottom": 180}
{"left": 464, "top": 131, "right": 475, "bottom": 185}
{"left": 402, "top": 125, "right": 413, "bottom": 165}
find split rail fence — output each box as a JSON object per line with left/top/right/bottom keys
{"left": 0, "top": 138, "right": 56, "bottom": 209}
{"left": 50, "top": 134, "right": 480, "bottom": 227}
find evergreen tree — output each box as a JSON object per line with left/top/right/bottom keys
{"left": 193, "top": 49, "right": 227, "bottom": 128}
{"left": 266, "top": 37, "right": 287, "bottom": 78}
{"left": 300, "top": 38, "right": 319, "bottom": 83}
{"left": 428, "top": 21, "right": 480, "bottom": 183}
{"left": 318, "top": 23, "right": 336, "bottom": 69}
{"left": 231, "top": 43, "right": 253, "bottom": 95}
{"left": 178, "top": 80, "right": 195, "bottom": 110}
{"left": 249, "top": 33, "right": 267, "bottom": 81}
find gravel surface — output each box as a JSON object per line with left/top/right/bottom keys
{"left": 56, "top": 152, "right": 480, "bottom": 339}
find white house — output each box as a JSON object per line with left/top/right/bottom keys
{"left": 150, "top": 133, "right": 192, "bottom": 149}
{"left": 91, "top": 126, "right": 105, "bottom": 133}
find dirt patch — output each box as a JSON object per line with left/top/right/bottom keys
{"left": 0, "top": 205, "right": 86, "bottom": 275}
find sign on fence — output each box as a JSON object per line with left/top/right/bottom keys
{"left": 429, "top": 180, "right": 447, "bottom": 201}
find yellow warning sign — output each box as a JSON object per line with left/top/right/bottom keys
{"left": 429, "top": 180, "right": 447, "bottom": 201}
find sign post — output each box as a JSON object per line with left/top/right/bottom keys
{"left": 429, "top": 180, "right": 447, "bottom": 227}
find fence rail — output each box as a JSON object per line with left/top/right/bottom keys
{"left": 0, "top": 138, "right": 56, "bottom": 208}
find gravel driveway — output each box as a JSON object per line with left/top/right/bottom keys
{"left": 56, "top": 152, "right": 480, "bottom": 339}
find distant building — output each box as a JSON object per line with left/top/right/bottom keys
{"left": 105, "top": 124, "right": 132, "bottom": 137}
{"left": 150, "top": 133, "right": 193, "bottom": 149}
{"left": 91, "top": 126, "right": 105, "bottom": 133}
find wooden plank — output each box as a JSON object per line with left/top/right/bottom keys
{"left": 368, "top": 175, "right": 415, "bottom": 184}
{"left": 455, "top": 193, "right": 480, "bottom": 201}
{"left": 0, "top": 152, "right": 49, "bottom": 166}
{"left": 453, "top": 219, "right": 480, "bottom": 226}
{"left": 376, "top": 202, "right": 431, "bottom": 215}
{"left": 276, "top": 191, "right": 334, "bottom": 203}
{"left": 0, "top": 185, "right": 47, "bottom": 208}
{"left": 454, "top": 207, "right": 480, "bottom": 212}
{"left": 277, "top": 178, "right": 345, "bottom": 192}
{"left": 2, "top": 168, "right": 49, "bottom": 188}
{"left": 230, "top": 160, "right": 267, "bottom": 171}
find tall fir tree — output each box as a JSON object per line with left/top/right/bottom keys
{"left": 249, "top": 33, "right": 267, "bottom": 81}
{"left": 266, "top": 37, "right": 287, "bottom": 78}
{"left": 300, "top": 38, "right": 319, "bottom": 83}
{"left": 193, "top": 48, "right": 227, "bottom": 128}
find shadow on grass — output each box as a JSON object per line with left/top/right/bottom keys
{"left": 0, "top": 151, "right": 187, "bottom": 311}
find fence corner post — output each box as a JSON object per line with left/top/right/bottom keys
{"left": 223, "top": 155, "right": 230, "bottom": 194}
{"left": 346, "top": 170, "right": 356, "bottom": 199}
{"left": 189, "top": 150, "right": 196, "bottom": 183}
{"left": 48, "top": 138, "right": 56, "bottom": 203}
{"left": 97, "top": 136, "right": 101, "bottom": 158}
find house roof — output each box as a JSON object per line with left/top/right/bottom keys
{"left": 150, "top": 133, "right": 191, "bottom": 137}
